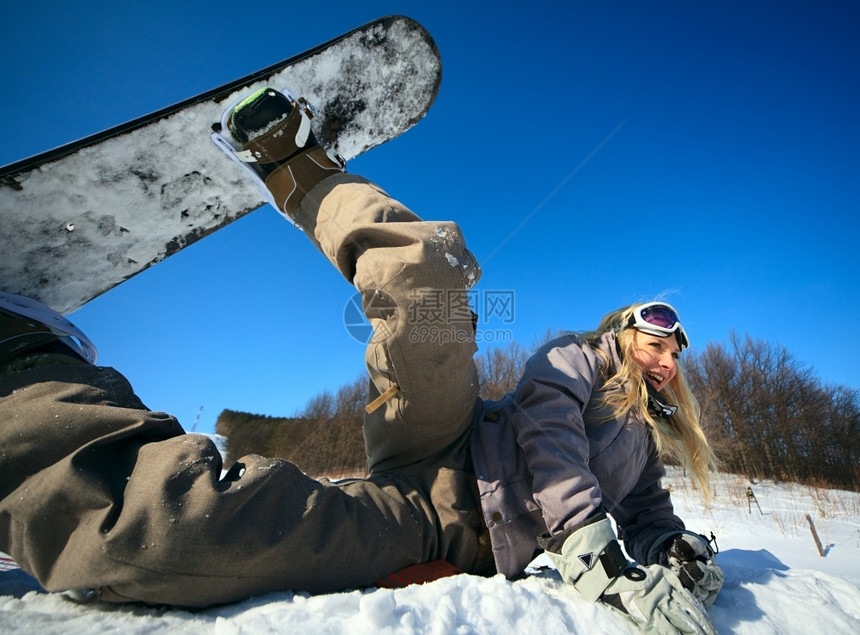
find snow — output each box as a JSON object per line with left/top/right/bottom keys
{"left": 2, "top": 468, "right": 859, "bottom": 633}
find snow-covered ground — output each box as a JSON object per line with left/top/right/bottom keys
{"left": 2, "top": 467, "right": 859, "bottom": 633}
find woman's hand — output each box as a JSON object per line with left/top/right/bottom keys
{"left": 649, "top": 531, "right": 724, "bottom": 608}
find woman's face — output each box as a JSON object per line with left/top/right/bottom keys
{"left": 631, "top": 330, "right": 680, "bottom": 392}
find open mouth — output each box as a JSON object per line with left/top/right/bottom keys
{"left": 645, "top": 371, "right": 665, "bottom": 390}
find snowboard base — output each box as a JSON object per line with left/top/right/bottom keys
{"left": 0, "top": 16, "right": 441, "bottom": 314}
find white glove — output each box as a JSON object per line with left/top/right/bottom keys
{"left": 540, "top": 515, "right": 717, "bottom": 635}
{"left": 649, "top": 531, "right": 724, "bottom": 608}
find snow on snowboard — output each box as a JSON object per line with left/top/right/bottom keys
{"left": 0, "top": 16, "right": 441, "bottom": 314}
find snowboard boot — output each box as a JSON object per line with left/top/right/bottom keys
{"left": 216, "top": 87, "right": 345, "bottom": 219}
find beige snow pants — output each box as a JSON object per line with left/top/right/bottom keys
{"left": 0, "top": 175, "right": 492, "bottom": 607}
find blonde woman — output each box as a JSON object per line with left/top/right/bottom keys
{"left": 474, "top": 301, "right": 723, "bottom": 626}
{"left": 1, "top": 87, "right": 721, "bottom": 633}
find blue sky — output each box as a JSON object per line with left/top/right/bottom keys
{"left": 2, "top": 1, "right": 858, "bottom": 434}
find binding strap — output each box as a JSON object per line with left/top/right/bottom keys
{"left": 235, "top": 98, "right": 314, "bottom": 164}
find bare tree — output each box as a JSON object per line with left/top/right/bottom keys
{"left": 685, "top": 332, "right": 860, "bottom": 490}
{"left": 476, "top": 341, "right": 530, "bottom": 400}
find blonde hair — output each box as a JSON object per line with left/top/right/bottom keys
{"left": 582, "top": 304, "right": 717, "bottom": 502}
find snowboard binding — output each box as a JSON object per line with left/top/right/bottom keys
{"left": 212, "top": 87, "right": 345, "bottom": 220}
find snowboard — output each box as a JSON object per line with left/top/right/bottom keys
{"left": 0, "top": 16, "right": 441, "bottom": 314}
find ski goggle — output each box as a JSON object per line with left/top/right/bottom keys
{"left": 626, "top": 302, "right": 689, "bottom": 351}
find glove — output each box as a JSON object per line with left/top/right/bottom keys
{"left": 648, "top": 531, "right": 724, "bottom": 608}
{"left": 540, "top": 515, "right": 716, "bottom": 635}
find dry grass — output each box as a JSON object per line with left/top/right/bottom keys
{"left": 663, "top": 467, "right": 860, "bottom": 544}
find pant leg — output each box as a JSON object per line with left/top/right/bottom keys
{"left": 296, "top": 174, "right": 482, "bottom": 472}
{"left": 298, "top": 174, "right": 494, "bottom": 574}
{"left": 0, "top": 356, "right": 452, "bottom": 606}
{"left": 0, "top": 175, "right": 489, "bottom": 606}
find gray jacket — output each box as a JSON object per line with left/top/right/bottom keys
{"left": 470, "top": 331, "right": 684, "bottom": 578}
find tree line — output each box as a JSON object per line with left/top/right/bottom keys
{"left": 216, "top": 378, "right": 368, "bottom": 478}
{"left": 216, "top": 332, "right": 860, "bottom": 490}
{"left": 684, "top": 332, "right": 859, "bottom": 490}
